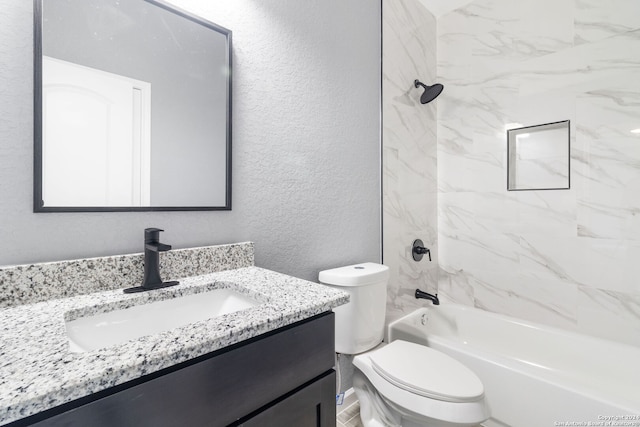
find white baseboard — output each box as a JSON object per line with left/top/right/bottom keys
{"left": 336, "top": 387, "right": 358, "bottom": 411}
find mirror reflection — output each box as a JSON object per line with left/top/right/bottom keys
{"left": 35, "top": 0, "right": 232, "bottom": 211}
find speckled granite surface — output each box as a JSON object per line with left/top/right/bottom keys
{"left": 0, "top": 242, "right": 255, "bottom": 308}
{"left": 0, "top": 265, "right": 349, "bottom": 426}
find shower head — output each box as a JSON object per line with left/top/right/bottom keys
{"left": 414, "top": 79, "right": 444, "bottom": 104}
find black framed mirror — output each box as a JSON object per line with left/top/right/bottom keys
{"left": 34, "top": 0, "right": 232, "bottom": 212}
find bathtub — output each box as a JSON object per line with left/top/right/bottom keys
{"left": 388, "top": 305, "right": 640, "bottom": 427}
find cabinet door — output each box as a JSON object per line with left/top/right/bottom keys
{"left": 239, "top": 371, "right": 336, "bottom": 427}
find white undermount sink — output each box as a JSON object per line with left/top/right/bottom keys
{"left": 65, "top": 288, "right": 259, "bottom": 353}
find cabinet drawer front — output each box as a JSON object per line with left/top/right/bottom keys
{"left": 27, "top": 312, "right": 335, "bottom": 427}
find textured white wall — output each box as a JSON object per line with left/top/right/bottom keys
{"left": 0, "top": 0, "right": 381, "bottom": 281}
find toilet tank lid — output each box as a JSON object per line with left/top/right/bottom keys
{"left": 319, "top": 263, "right": 389, "bottom": 287}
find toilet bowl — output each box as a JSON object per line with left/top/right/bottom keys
{"left": 319, "top": 263, "right": 489, "bottom": 427}
{"left": 353, "top": 340, "right": 489, "bottom": 427}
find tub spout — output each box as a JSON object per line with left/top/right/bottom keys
{"left": 415, "top": 289, "right": 439, "bottom": 305}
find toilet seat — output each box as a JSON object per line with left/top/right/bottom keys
{"left": 369, "top": 340, "right": 484, "bottom": 403}
{"left": 353, "top": 340, "right": 490, "bottom": 426}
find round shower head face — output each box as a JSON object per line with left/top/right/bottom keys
{"left": 420, "top": 83, "right": 443, "bottom": 104}
{"left": 414, "top": 80, "right": 444, "bottom": 104}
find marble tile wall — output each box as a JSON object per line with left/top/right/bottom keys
{"left": 382, "top": 0, "right": 439, "bottom": 324}
{"left": 436, "top": 0, "right": 640, "bottom": 346}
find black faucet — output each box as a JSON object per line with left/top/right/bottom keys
{"left": 123, "top": 228, "right": 179, "bottom": 293}
{"left": 415, "top": 288, "right": 439, "bottom": 305}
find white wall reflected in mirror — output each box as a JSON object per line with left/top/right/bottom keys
{"left": 36, "top": 0, "right": 231, "bottom": 211}
{"left": 507, "top": 120, "right": 570, "bottom": 191}
{"left": 43, "top": 56, "right": 151, "bottom": 207}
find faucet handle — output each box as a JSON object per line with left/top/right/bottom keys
{"left": 146, "top": 242, "right": 172, "bottom": 252}
{"left": 145, "top": 228, "right": 165, "bottom": 243}
{"left": 412, "top": 239, "right": 431, "bottom": 262}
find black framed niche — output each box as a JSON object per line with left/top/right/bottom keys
{"left": 34, "top": 0, "right": 232, "bottom": 212}
{"left": 507, "top": 120, "right": 570, "bottom": 191}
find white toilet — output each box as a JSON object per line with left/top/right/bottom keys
{"left": 319, "top": 263, "right": 489, "bottom": 427}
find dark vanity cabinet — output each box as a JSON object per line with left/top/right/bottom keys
{"left": 15, "top": 312, "right": 336, "bottom": 427}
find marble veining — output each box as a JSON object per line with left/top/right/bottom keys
{"left": 436, "top": 0, "right": 640, "bottom": 347}
{"left": 0, "top": 265, "right": 348, "bottom": 426}
{"left": 382, "top": 0, "right": 439, "bottom": 326}
{"left": 575, "top": 0, "right": 640, "bottom": 45}
{"left": 397, "top": 0, "right": 640, "bottom": 354}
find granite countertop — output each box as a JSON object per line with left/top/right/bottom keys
{"left": 0, "top": 266, "right": 349, "bottom": 426}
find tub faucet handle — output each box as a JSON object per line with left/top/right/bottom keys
{"left": 412, "top": 239, "right": 431, "bottom": 261}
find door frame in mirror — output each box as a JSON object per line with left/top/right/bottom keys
{"left": 33, "top": 0, "right": 232, "bottom": 212}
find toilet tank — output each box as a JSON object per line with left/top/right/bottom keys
{"left": 319, "top": 263, "right": 389, "bottom": 355}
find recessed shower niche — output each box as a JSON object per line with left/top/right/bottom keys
{"left": 507, "top": 120, "right": 570, "bottom": 191}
